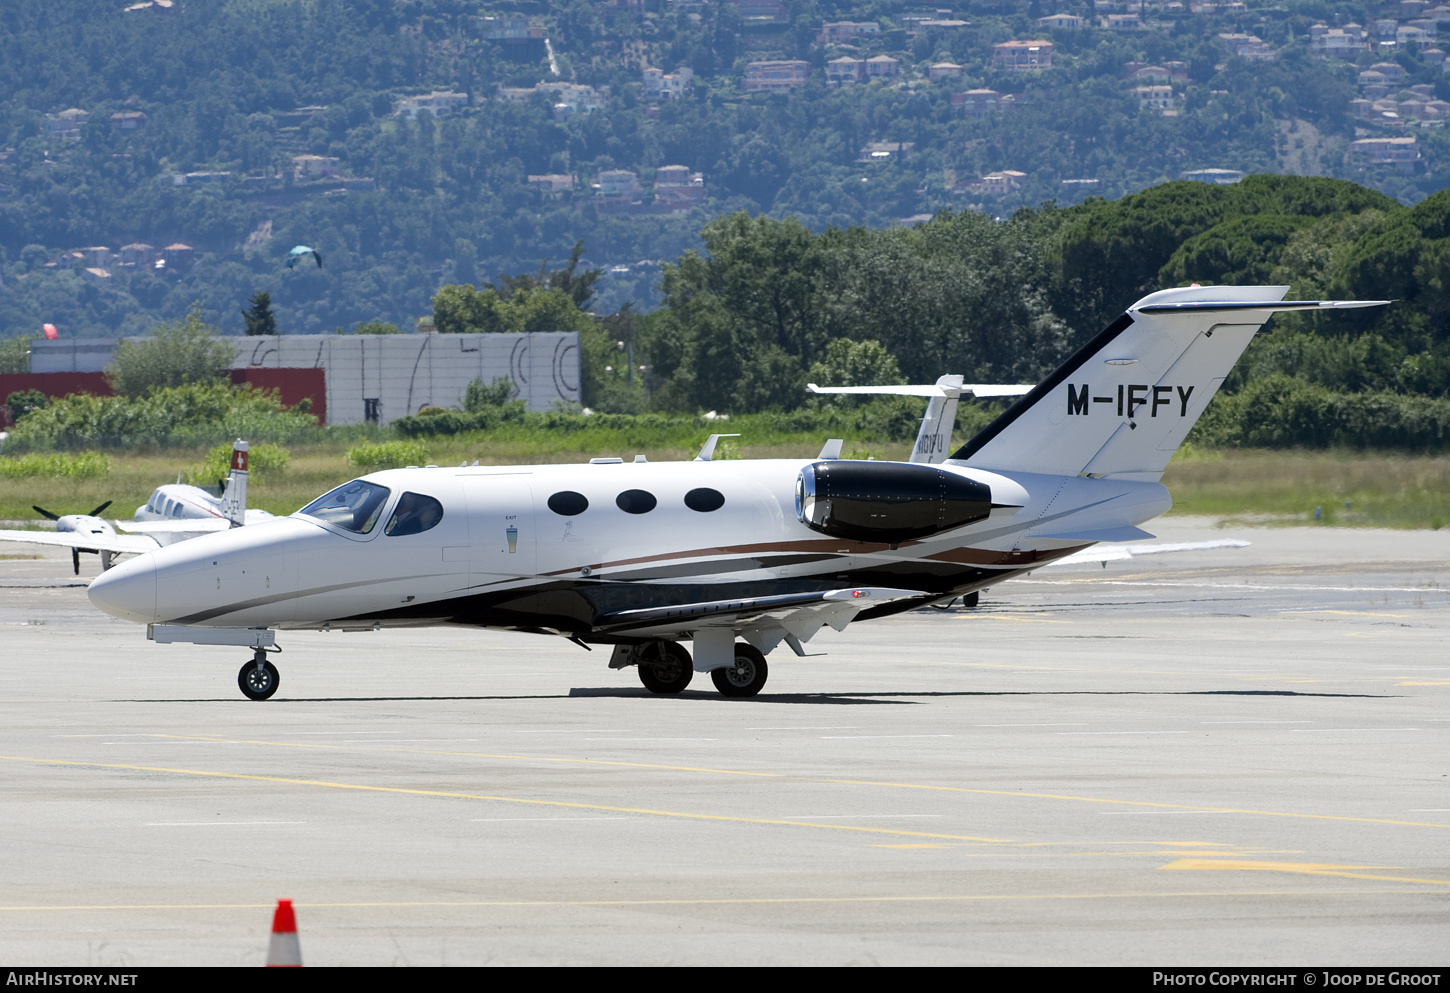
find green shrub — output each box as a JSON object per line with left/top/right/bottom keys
{"left": 187, "top": 442, "right": 290, "bottom": 486}
{"left": 0, "top": 451, "right": 111, "bottom": 479}
{"left": 393, "top": 403, "right": 527, "bottom": 437}
{"left": 464, "top": 376, "right": 521, "bottom": 412}
{"left": 3, "top": 382, "right": 319, "bottom": 452}
{"left": 345, "top": 440, "right": 429, "bottom": 472}
{"left": 1191, "top": 374, "right": 1450, "bottom": 450}
{"left": 6, "top": 389, "right": 47, "bottom": 424}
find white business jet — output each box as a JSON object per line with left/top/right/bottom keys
{"left": 0, "top": 440, "right": 269, "bottom": 572}
{"left": 87, "top": 286, "right": 1386, "bottom": 701}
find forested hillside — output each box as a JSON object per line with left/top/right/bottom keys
{"left": 3, "top": 0, "right": 1448, "bottom": 341}
{"left": 569, "top": 177, "right": 1450, "bottom": 447}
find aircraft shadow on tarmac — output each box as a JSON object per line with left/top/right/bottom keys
{"left": 115, "top": 687, "right": 1397, "bottom": 704}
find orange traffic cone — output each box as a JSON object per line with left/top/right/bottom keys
{"left": 266, "top": 898, "right": 302, "bottom": 967}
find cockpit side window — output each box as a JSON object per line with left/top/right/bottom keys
{"left": 384, "top": 492, "right": 444, "bottom": 537}
{"left": 299, "top": 480, "right": 392, "bottom": 534}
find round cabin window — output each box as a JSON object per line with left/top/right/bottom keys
{"left": 684, "top": 487, "right": 725, "bottom": 512}
{"left": 615, "top": 489, "right": 657, "bottom": 514}
{"left": 547, "top": 491, "right": 589, "bottom": 516}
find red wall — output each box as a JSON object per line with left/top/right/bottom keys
{"left": 0, "top": 373, "right": 111, "bottom": 428}
{"left": 0, "top": 368, "right": 327, "bottom": 428}
{"left": 229, "top": 368, "right": 327, "bottom": 425}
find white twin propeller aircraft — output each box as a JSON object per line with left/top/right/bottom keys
{"left": 85, "top": 285, "right": 1386, "bottom": 701}
{"left": 0, "top": 440, "right": 271, "bottom": 573}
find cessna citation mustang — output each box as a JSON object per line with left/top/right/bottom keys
{"left": 87, "top": 285, "right": 1386, "bottom": 701}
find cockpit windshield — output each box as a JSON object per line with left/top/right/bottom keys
{"left": 298, "top": 480, "right": 391, "bottom": 534}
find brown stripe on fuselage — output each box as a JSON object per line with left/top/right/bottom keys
{"left": 539, "top": 537, "right": 900, "bottom": 577}
{"left": 925, "top": 544, "right": 1089, "bottom": 567}
{"left": 538, "top": 537, "right": 1090, "bottom": 578}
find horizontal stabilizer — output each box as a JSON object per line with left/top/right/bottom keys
{"left": 807, "top": 382, "right": 1032, "bottom": 398}
{"left": 1047, "top": 538, "right": 1250, "bottom": 567}
{"left": 1032, "top": 525, "right": 1157, "bottom": 542}
{"left": 1135, "top": 299, "right": 1390, "bottom": 315}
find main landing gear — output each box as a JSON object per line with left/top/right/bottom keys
{"left": 635, "top": 640, "right": 693, "bottom": 694}
{"left": 711, "top": 643, "right": 768, "bottom": 698}
{"left": 238, "top": 647, "right": 280, "bottom": 701}
{"left": 618, "top": 639, "right": 770, "bottom": 698}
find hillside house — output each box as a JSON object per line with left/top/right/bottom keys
{"left": 1352, "top": 136, "right": 1420, "bottom": 171}
{"left": 397, "top": 91, "right": 469, "bottom": 118}
{"left": 993, "top": 40, "right": 1053, "bottom": 72}
{"left": 953, "top": 89, "right": 1014, "bottom": 116}
{"left": 744, "top": 61, "right": 810, "bottom": 92}
{"left": 818, "top": 21, "right": 880, "bottom": 44}
{"left": 293, "top": 154, "right": 340, "bottom": 180}
{"left": 642, "top": 67, "right": 693, "bottom": 101}
{"left": 827, "top": 58, "right": 867, "bottom": 84}
{"left": 866, "top": 55, "right": 900, "bottom": 79}
{"left": 528, "top": 174, "right": 576, "bottom": 193}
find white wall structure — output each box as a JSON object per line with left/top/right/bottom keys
{"left": 31, "top": 332, "right": 581, "bottom": 425}
{"left": 230, "top": 333, "right": 580, "bottom": 424}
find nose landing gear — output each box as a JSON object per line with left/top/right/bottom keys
{"left": 238, "top": 648, "right": 281, "bottom": 701}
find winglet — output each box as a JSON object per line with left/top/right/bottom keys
{"left": 695, "top": 433, "right": 741, "bottom": 461}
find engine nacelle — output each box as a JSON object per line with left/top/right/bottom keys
{"left": 795, "top": 461, "right": 993, "bottom": 543}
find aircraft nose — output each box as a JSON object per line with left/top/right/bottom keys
{"left": 87, "top": 555, "right": 157, "bottom": 623}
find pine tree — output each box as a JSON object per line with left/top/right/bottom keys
{"left": 242, "top": 291, "right": 277, "bottom": 337}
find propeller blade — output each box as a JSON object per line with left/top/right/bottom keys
{"left": 71, "top": 549, "right": 80, "bottom": 575}
{"left": 88, "top": 501, "right": 112, "bottom": 518}
{"left": 33, "top": 505, "right": 60, "bottom": 521}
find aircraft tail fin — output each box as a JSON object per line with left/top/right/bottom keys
{"left": 219, "top": 439, "right": 248, "bottom": 527}
{"left": 806, "top": 376, "right": 1032, "bottom": 464}
{"left": 949, "top": 286, "right": 1388, "bottom": 481}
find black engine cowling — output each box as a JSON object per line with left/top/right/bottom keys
{"left": 795, "top": 461, "right": 993, "bottom": 543}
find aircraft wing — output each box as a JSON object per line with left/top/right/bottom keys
{"left": 115, "top": 518, "right": 232, "bottom": 535}
{"left": 0, "top": 529, "right": 160, "bottom": 555}
{"left": 594, "top": 586, "right": 930, "bottom": 653}
{"left": 1046, "top": 538, "right": 1250, "bottom": 567}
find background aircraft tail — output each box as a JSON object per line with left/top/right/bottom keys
{"left": 949, "top": 286, "right": 1388, "bottom": 482}
{"left": 218, "top": 439, "right": 248, "bottom": 527}
{"left": 806, "top": 376, "right": 1032, "bottom": 464}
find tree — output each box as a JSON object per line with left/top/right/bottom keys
{"left": 352, "top": 320, "right": 401, "bottom": 334}
{"left": 463, "top": 376, "right": 520, "bottom": 412}
{"left": 0, "top": 336, "right": 31, "bottom": 374}
{"left": 105, "top": 305, "right": 236, "bottom": 399}
{"left": 5, "top": 388, "right": 47, "bottom": 424}
{"left": 805, "top": 339, "right": 905, "bottom": 407}
{"left": 493, "top": 241, "right": 602, "bottom": 310}
{"left": 241, "top": 291, "right": 277, "bottom": 337}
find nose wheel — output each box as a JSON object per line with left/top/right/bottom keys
{"left": 238, "top": 650, "right": 280, "bottom": 701}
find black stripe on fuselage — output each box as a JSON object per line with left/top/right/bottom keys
{"left": 951, "top": 312, "right": 1135, "bottom": 462}
{"left": 330, "top": 560, "right": 1024, "bottom": 639}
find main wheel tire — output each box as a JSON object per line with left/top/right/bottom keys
{"left": 962, "top": 590, "right": 980, "bottom": 609}
{"left": 238, "top": 659, "right": 280, "bottom": 701}
{"left": 637, "top": 641, "right": 693, "bottom": 694}
{"left": 711, "top": 644, "right": 768, "bottom": 698}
